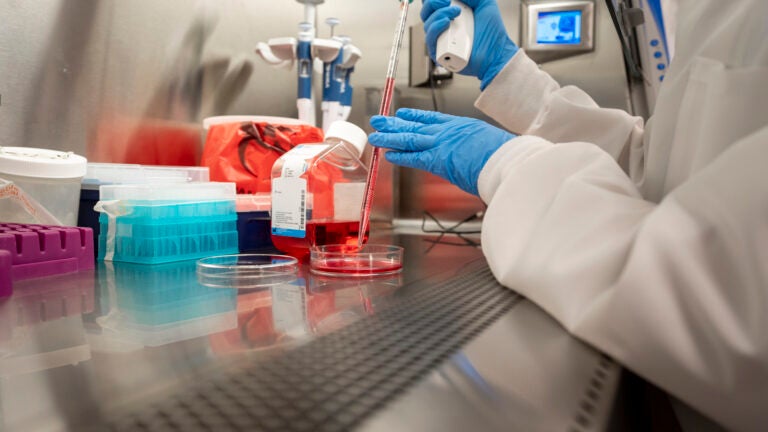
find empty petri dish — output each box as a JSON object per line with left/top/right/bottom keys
{"left": 310, "top": 244, "right": 404, "bottom": 277}
{"left": 197, "top": 254, "right": 298, "bottom": 289}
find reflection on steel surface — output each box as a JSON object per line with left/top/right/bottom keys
{"left": 208, "top": 270, "right": 403, "bottom": 355}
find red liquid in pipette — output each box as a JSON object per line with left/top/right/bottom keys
{"left": 359, "top": 76, "right": 396, "bottom": 247}
{"left": 272, "top": 221, "right": 369, "bottom": 259}
{"left": 359, "top": 1, "right": 410, "bottom": 247}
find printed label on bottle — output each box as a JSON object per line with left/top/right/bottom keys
{"left": 272, "top": 177, "right": 307, "bottom": 238}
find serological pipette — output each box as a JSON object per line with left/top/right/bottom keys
{"left": 357, "top": 0, "right": 412, "bottom": 248}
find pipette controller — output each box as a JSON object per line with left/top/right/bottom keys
{"left": 436, "top": 0, "right": 474, "bottom": 72}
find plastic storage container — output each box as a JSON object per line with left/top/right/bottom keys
{"left": 0, "top": 147, "right": 87, "bottom": 226}
{"left": 78, "top": 163, "right": 210, "bottom": 257}
{"left": 0, "top": 223, "right": 95, "bottom": 298}
{"left": 96, "top": 182, "right": 238, "bottom": 264}
{"left": 270, "top": 121, "right": 369, "bottom": 259}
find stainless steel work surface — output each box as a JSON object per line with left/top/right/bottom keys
{"left": 360, "top": 300, "right": 619, "bottom": 432}
{"left": 0, "top": 230, "right": 619, "bottom": 431}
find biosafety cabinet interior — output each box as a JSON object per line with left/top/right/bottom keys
{"left": 0, "top": 1, "right": 727, "bottom": 431}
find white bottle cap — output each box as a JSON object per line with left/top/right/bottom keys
{"left": 324, "top": 121, "right": 368, "bottom": 157}
{"left": 0, "top": 146, "right": 87, "bottom": 179}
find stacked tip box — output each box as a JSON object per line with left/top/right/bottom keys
{"left": 96, "top": 182, "right": 238, "bottom": 264}
{"left": 0, "top": 223, "right": 95, "bottom": 298}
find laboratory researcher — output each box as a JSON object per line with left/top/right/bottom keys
{"left": 368, "top": 0, "right": 768, "bottom": 430}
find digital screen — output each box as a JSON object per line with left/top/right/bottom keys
{"left": 536, "top": 10, "right": 582, "bottom": 45}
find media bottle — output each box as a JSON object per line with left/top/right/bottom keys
{"left": 270, "top": 121, "right": 369, "bottom": 259}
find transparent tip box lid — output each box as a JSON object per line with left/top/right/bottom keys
{"left": 82, "top": 163, "right": 209, "bottom": 190}
{"left": 99, "top": 182, "right": 235, "bottom": 202}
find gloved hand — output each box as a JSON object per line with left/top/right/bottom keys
{"left": 369, "top": 108, "right": 516, "bottom": 195}
{"left": 421, "top": 0, "right": 518, "bottom": 90}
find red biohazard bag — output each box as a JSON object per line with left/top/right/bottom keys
{"left": 201, "top": 119, "right": 324, "bottom": 194}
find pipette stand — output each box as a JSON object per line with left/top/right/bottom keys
{"left": 255, "top": 0, "right": 366, "bottom": 130}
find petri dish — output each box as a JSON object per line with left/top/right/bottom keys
{"left": 197, "top": 254, "right": 298, "bottom": 289}
{"left": 310, "top": 244, "right": 404, "bottom": 277}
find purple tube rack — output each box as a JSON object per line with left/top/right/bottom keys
{"left": 0, "top": 223, "right": 95, "bottom": 298}
{"left": 0, "top": 250, "right": 11, "bottom": 298}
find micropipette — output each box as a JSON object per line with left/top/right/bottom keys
{"left": 358, "top": 0, "right": 412, "bottom": 247}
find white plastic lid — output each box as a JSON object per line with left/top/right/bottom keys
{"left": 203, "top": 116, "right": 310, "bottom": 130}
{"left": 99, "top": 182, "right": 236, "bottom": 201}
{"left": 325, "top": 121, "right": 368, "bottom": 157}
{"left": 0, "top": 147, "right": 87, "bottom": 179}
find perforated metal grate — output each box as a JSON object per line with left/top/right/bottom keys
{"left": 103, "top": 263, "right": 521, "bottom": 432}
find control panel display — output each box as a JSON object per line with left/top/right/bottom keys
{"left": 521, "top": 0, "right": 594, "bottom": 62}
{"left": 536, "top": 10, "right": 582, "bottom": 45}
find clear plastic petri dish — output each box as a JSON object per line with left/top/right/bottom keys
{"left": 309, "top": 244, "right": 404, "bottom": 277}
{"left": 197, "top": 254, "right": 299, "bottom": 289}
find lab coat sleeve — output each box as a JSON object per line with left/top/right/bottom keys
{"left": 477, "top": 127, "right": 768, "bottom": 431}
{"left": 474, "top": 51, "right": 645, "bottom": 172}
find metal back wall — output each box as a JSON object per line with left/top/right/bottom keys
{"left": 0, "top": 0, "right": 627, "bottom": 222}
{"left": 0, "top": 0, "right": 411, "bottom": 152}
{"left": 394, "top": 0, "right": 631, "bottom": 223}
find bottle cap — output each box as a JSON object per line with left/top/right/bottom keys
{"left": 325, "top": 121, "right": 368, "bottom": 157}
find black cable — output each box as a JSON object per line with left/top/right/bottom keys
{"left": 604, "top": 0, "right": 644, "bottom": 80}
{"left": 429, "top": 62, "right": 439, "bottom": 112}
{"left": 420, "top": 210, "right": 481, "bottom": 235}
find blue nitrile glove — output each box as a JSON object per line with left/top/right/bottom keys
{"left": 369, "top": 108, "right": 516, "bottom": 195}
{"left": 421, "top": 0, "right": 518, "bottom": 90}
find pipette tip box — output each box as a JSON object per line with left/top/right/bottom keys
{"left": 78, "top": 163, "right": 210, "bottom": 258}
{"left": 95, "top": 182, "right": 239, "bottom": 264}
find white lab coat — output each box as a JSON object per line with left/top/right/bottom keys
{"left": 474, "top": 0, "right": 768, "bottom": 430}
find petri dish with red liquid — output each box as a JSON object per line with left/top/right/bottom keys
{"left": 310, "top": 244, "right": 404, "bottom": 277}
{"left": 197, "top": 254, "right": 299, "bottom": 289}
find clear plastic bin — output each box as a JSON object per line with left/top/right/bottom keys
{"left": 0, "top": 147, "right": 87, "bottom": 226}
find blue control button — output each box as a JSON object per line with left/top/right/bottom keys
{"left": 659, "top": 75, "right": 665, "bottom": 82}
{"left": 650, "top": 39, "right": 660, "bottom": 47}
{"left": 657, "top": 63, "right": 666, "bottom": 70}
{"left": 654, "top": 51, "right": 663, "bottom": 58}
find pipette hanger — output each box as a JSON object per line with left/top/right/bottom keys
{"left": 357, "top": 0, "right": 413, "bottom": 248}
